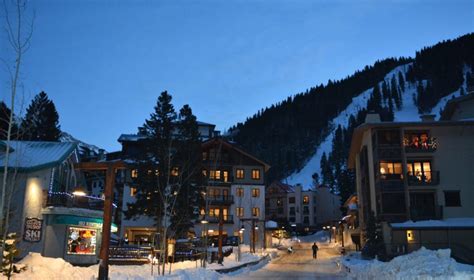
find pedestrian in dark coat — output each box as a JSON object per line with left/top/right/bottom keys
{"left": 312, "top": 242, "right": 319, "bottom": 259}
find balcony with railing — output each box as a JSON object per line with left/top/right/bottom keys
{"left": 407, "top": 171, "right": 440, "bottom": 186}
{"left": 46, "top": 192, "right": 117, "bottom": 211}
{"left": 404, "top": 135, "right": 438, "bottom": 153}
{"left": 200, "top": 214, "right": 234, "bottom": 224}
{"left": 206, "top": 195, "right": 234, "bottom": 205}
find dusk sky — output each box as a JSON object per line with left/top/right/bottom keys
{"left": 1, "top": 0, "right": 473, "bottom": 151}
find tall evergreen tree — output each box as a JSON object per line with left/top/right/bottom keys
{"left": 381, "top": 81, "right": 389, "bottom": 102}
{"left": 20, "top": 91, "right": 61, "bottom": 141}
{"left": 320, "top": 152, "right": 333, "bottom": 187}
{"left": 391, "top": 75, "right": 402, "bottom": 109}
{"left": 126, "top": 91, "right": 203, "bottom": 239}
{"left": 0, "top": 102, "right": 18, "bottom": 140}
{"left": 398, "top": 71, "right": 405, "bottom": 91}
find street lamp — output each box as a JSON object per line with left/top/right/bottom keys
{"left": 201, "top": 220, "right": 208, "bottom": 268}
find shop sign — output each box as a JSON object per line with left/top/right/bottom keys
{"left": 52, "top": 215, "right": 118, "bottom": 232}
{"left": 23, "top": 217, "right": 43, "bottom": 242}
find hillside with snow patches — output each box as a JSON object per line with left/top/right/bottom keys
{"left": 285, "top": 63, "right": 471, "bottom": 189}
{"left": 60, "top": 132, "right": 104, "bottom": 154}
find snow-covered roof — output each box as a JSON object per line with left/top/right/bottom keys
{"left": 0, "top": 141, "right": 77, "bottom": 172}
{"left": 440, "top": 93, "right": 474, "bottom": 120}
{"left": 265, "top": 220, "right": 278, "bottom": 229}
{"left": 391, "top": 218, "right": 474, "bottom": 229}
{"left": 117, "top": 134, "right": 147, "bottom": 142}
{"left": 196, "top": 121, "right": 215, "bottom": 127}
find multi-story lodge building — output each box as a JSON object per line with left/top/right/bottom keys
{"left": 115, "top": 122, "right": 270, "bottom": 249}
{"left": 348, "top": 93, "right": 474, "bottom": 262}
{"left": 266, "top": 182, "right": 341, "bottom": 231}
{"left": 194, "top": 138, "right": 270, "bottom": 248}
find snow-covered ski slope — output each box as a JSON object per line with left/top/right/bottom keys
{"left": 285, "top": 63, "right": 470, "bottom": 189}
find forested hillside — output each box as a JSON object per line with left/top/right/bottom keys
{"left": 228, "top": 33, "right": 474, "bottom": 200}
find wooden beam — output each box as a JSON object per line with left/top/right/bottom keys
{"left": 74, "top": 161, "right": 127, "bottom": 171}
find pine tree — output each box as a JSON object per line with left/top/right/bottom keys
{"left": 391, "top": 75, "right": 402, "bottom": 109}
{"left": 169, "top": 104, "right": 203, "bottom": 237}
{"left": 126, "top": 91, "right": 203, "bottom": 239}
{"left": 362, "top": 211, "right": 384, "bottom": 260}
{"left": 0, "top": 102, "right": 18, "bottom": 140}
{"left": 1, "top": 233, "right": 26, "bottom": 279}
{"left": 398, "top": 71, "right": 405, "bottom": 91}
{"left": 20, "top": 91, "right": 61, "bottom": 141}
{"left": 320, "top": 152, "right": 333, "bottom": 187}
{"left": 381, "top": 81, "right": 390, "bottom": 102}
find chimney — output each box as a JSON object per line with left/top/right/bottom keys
{"left": 365, "top": 112, "right": 381, "bottom": 123}
{"left": 420, "top": 114, "right": 436, "bottom": 122}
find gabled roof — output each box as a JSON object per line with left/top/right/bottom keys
{"left": 196, "top": 121, "right": 216, "bottom": 127}
{"left": 202, "top": 138, "right": 271, "bottom": 172}
{"left": 0, "top": 141, "right": 77, "bottom": 172}
{"left": 268, "top": 181, "right": 295, "bottom": 193}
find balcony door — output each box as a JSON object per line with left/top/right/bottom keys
{"left": 410, "top": 192, "right": 436, "bottom": 220}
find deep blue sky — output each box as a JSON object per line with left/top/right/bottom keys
{"left": 1, "top": 0, "right": 473, "bottom": 151}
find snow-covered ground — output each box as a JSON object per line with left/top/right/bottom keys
{"left": 285, "top": 63, "right": 471, "bottom": 189}
{"left": 13, "top": 247, "right": 277, "bottom": 280}
{"left": 341, "top": 247, "right": 474, "bottom": 280}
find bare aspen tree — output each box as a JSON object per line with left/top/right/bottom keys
{"left": 0, "top": 0, "right": 34, "bottom": 262}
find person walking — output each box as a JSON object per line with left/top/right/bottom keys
{"left": 312, "top": 242, "right": 319, "bottom": 259}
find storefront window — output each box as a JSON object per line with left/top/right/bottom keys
{"left": 67, "top": 227, "right": 97, "bottom": 255}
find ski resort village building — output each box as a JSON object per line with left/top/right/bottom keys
{"left": 348, "top": 93, "right": 474, "bottom": 264}
{"left": 115, "top": 122, "right": 270, "bottom": 250}
{"left": 0, "top": 141, "right": 116, "bottom": 265}
{"left": 265, "top": 181, "right": 341, "bottom": 231}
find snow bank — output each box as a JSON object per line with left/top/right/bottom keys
{"left": 13, "top": 249, "right": 274, "bottom": 280}
{"left": 391, "top": 218, "right": 474, "bottom": 229}
{"left": 342, "top": 248, "right": 474, "bottom": 280}
{"left": 13, "top": 253, "right": 220, "bottom": 280}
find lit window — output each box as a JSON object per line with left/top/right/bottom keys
{"left": 407, "top": 161, "right": 432, "bottom": 184}
{"left": 171, "top": 167, "right": 179, "bottom": 177}
{"left": 236, "top": 207, "right": 244, "bottom": 217}
{"left": 251, "top": 169, "right": 260, "bottom": 180}
{"left": 276, "top": 198, "right": 282, "bottom": 206}
{"left": 252, "top": 207, "right": 260, "bottom": 217}
{"left": 379, "top": 162, "right": 403, "bottom": 180}
{"left": 130, "top": 187, "right": 137, "bottom": 197}
{"left": 223, "top": 171, "right": 229, "bottom": 182}
{"left": 303, "top": 195, "right": 309, "bottom": 204}
{"left": 252, "top": 188, "right": 260, "bottom": 197}
{"left": 67, "top": 227, "right": 97, "bottom": 255}
{"left": 236, "top": 188, "right": 244, "bottom": 197}
{"left": 131, "top": 169, "right": 138, "bottom": 178}
{"left": 202, "top": 169, "right": 207, "bottom": 177}
{"left": 210, "top": 170, "right": 221, "bottom": 180}
{"left": 236, "top": 169, "right": 244, "bottom": 179}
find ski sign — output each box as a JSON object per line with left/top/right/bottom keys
{"left": 23, "top": 217, "right": 43, "bottom": 242}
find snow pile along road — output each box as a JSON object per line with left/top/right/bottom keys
{"left": 342, "top": 247, "right": 474, "bottom": 280}
{"left": 14, "top": 252, "right": 221, "bottom": 280}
